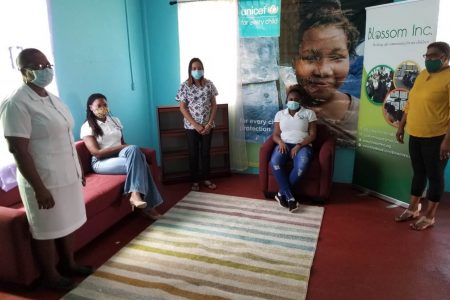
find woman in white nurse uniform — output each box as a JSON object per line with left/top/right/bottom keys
{"left": 0, "top": 48, "right": 91, "bottom": 291}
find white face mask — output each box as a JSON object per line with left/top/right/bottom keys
{"left": 191, "top": 70, "right": 204, "bottom": 80}
{"left": 287, "top": 100, "right": 300, "bottom": 110}
{"left": 30, "top": 68, "right": 54, "bottom": 87}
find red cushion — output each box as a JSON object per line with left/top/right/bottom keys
{"left": 0, "top": 187, "right": 21, "bottom": 208}
{"left": 75, "top": 140, "right": 93, "bottom": 174}
{"left": 82, "top": 174, "right": 128, "bottom": 218}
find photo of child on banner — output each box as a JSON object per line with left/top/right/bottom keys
{"left": 279, "top": 0, "right": 393, "bottom": 148}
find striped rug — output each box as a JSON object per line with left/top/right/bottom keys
{"left": 63, "top": 191, "right": 324, "bottom": 300}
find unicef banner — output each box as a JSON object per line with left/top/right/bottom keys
{"left": 239, "top": 0, "right": 280, "bottom": 37}
{"left": 238, "top": 0, "right": 281, "bottom": 170}
{"left": 353, "top": 0, "right": 440, "bottom": 204}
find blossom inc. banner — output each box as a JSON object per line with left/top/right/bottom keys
{"left": 353, "top": 0, "right": 440, "bottom": 204}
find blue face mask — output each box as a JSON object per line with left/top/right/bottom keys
{"left": 191, "top": 70, "right": 204, "bottom": 80}
{"left": 30, "top": 68, "right": 54, "bottom": 87}
{"left": 287, "top": 101, "right": 300, "bottom": 110}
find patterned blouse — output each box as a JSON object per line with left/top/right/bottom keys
{"left": 175, "top": 79, "right": 219, "bottom": 129}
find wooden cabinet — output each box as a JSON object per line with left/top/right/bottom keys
{"left": 157, "top": 104, "right": 230, "bottom": 183}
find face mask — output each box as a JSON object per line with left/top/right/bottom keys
{"left": 93, "top": 106, "right": 109, "bottom": 119}
{"left": 191, "top": 70, "right": 204, "bottom": 80}
{"left": 287, "top": 101, "right": 300, "bottom": 110}
{"left": 29, "top": 68, "right": 54, "bottom": 87}
{"left": 425, "top": 58, "right": 443, "bottom": 73}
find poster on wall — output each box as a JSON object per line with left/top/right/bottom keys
{"left": 353, "top": 0, "right": 440, "bottom": 204}
{"left": 238, "top": 0, "right": 393, "bottom": 171}
{"left": 278, "top": 0, "right": 393, "bottom": 148}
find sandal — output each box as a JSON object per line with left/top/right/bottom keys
{"left": 395, "top": 203, "right": 421, "bottom": 222}
{"left": 202, "top": 180, "right": 216, "bottom": 190}
{"left": 130, "top": 197, "right": 147, "bottom": 210}
{"left": 410, "top": 216, "right": 435, "bottom": 231}
{"left": 191, "top": 182, "right": 200, "bottom": 191}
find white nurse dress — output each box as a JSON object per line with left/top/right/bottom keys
{"left": 0, "top": 84, "right": 86, "bottom": 240}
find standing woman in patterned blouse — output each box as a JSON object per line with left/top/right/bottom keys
{"left": 176, "top": 58, "right": 218, "bottom": 191}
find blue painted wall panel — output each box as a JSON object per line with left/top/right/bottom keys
{"left": 49, "top": 0, "right": 180, "bottom": 155}
{"left": 46, "top": 0, "right": 366, "bottom": 184}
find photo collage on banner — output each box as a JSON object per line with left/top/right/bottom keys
{"left": 354, "top": 0, "right": 440, "bottom": 204}
{"left": 238, "top": 0, "right": 393, "bottom": 171}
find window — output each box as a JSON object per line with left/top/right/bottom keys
{"left": 177, "top": 0, "right": 248, "bottom": 171}
{"left": 437, "top": 0, "right": 450, "bottom": 42}
{"left": 0, "top": 0, "right": 57, "bottom": 191}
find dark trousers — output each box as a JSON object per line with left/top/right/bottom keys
{"left": 409, "top": 135, "right": 448, "bottom": 202}
{"left": 185, "top": 129, "right": 213, "bottom": 182}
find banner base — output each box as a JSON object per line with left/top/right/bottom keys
{"left": 352, "top": 184, "right": 408, "bottom": 208}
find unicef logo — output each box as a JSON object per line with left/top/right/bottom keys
{"left": 240, "top": 5, "right": 279, "bottom": 16}
{"left": 267, "top": 5, "right": 279, "bottom": 14}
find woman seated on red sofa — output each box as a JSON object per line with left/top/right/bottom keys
{"left": 80, "top": 93, "right": 163, "bottom": 220}
{"left": 271, "top": 85, "right": 317, "bottom": 212}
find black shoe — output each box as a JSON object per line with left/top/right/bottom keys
{"left": 288, "top": 200, "right": 299, "bottom": 213}
{"left": 60, "top": 265, "right": 94, "bottom": 277}
{"left": 275, "top": 193, "right": 288, "bottom": 208}
{"left": 42, "top": 276, "right": 77, "bottom": 292}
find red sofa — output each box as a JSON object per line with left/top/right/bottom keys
{"left": 259, "top": 124, "right": 336, "bottom": 202}
{"left": 0, "top": 141, "right": 159, "bottom": 286}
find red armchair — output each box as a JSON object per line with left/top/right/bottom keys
{"left": 259, "top": 124, "right": 336, "bottom": 202}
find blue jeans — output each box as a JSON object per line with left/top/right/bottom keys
{"left": 270, "top": 143, "right": 313, "bottom": 200}
{"left": 91, "top": 145, "right": 163, "bottom": 208}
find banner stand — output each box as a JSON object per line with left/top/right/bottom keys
{"left": 352, "top": 184, "right": 409, "bottom": 208}
{"left": 353, "top": 0, "right": 440, "bottom": 205}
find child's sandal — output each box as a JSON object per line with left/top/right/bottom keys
{"left": 202, "top": 180, "right": 216, "bottom": 190}
{"left": 191, "top": 183, "right": 200, "bottom": 191}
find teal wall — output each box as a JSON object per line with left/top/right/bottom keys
{"left": 46, "top": 0, "right": 394, "bottom": 185}
{"left": 47, "top": 0, "right": 356, "bottom": 183}
{"left": 141, "top": 0, "right": 181, "bottom": 147}
{"left": 48, "top": 0, "right": 179, "bottom": 151}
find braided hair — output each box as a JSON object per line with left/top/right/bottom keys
{"left": 86, "top": 93, "right": 107, "bottom": 137}
{"left": 286, "top": 84, "right": 315, "bottom": 106}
